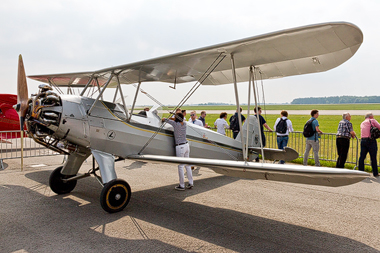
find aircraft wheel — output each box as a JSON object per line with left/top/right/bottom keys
{"left": 49, "top": 166, "right": 77, "bottom": 194}
{"left": 100, "top": 179, "right": 131, "bottom": 213}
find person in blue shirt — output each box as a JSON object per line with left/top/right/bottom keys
{"left": 198, "top": 111, "right": 210, "bottom": 128}
{"left": 303, "top": 109, "right": 323, "bottom": 166}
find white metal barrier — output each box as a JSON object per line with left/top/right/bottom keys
{"left": 0, "top": 130, "right": 60, "bottom": 170}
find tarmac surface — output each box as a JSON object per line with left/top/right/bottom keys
{"left": 1, "top": 155, "right": 380, "bottom": 252}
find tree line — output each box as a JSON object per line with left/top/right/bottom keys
{"left": 291, "top": 96, "right": 380, "bottom": 104}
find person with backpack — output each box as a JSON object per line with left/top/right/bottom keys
{"left": 229, "top": 107, "right": 246, "bottom": 139}
{"left": 358, "top": 112, "right": 380, "bottom": 177}
{"left": 303, "top": 109, "right": 323, "bottom": 166}
{"left": 274, "top": 110, "right": 293, "bottom": 164}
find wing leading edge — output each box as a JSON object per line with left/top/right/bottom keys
{"left": 127, "top": 154, "right": 369, "bottom": 187}
{"left": 28, "top": 22, "right": 363, "bottom": 88}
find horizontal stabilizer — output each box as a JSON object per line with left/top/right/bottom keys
{"left": 250, "top": 147, "right": 299, "bottom": 161}
{"left": 127, "top": 154, "right": 369, "bottom": 187}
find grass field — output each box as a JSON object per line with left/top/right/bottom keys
{"left": 180, "top": 114, "right": 364, "bottom": 134}
{"left": 158, "top": 103, "right": 377, "bottom": 133}
{"left": 179, "top": 103, "right": 380, "bottom": 111}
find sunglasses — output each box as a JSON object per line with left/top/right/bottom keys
{"left": 190, "top": 114, "right": 195, "bottom": 116}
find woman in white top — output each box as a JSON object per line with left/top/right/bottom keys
{"left": 214, "top": 112, "right": 229, "bottom": 135}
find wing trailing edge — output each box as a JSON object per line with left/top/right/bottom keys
{"left": 127, "top": 154, "right": 369, "bottom": 187}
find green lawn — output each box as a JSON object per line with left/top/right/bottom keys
{"left": 180, "top": 103, "right": 380, "bottom": 111}
{"left": 163, "top": 113, "right": 365, "bottom": 134}
{"left": 196, "top": 114, "right": 364, "bottom": 135}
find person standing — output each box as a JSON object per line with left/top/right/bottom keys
{"left": 181, "top": 109, "right": 187, "bottom": 121}
{"left": 274, "top": 110, "right": 293, "bottom": 164}
{"left": 163, "top": 113, "right": 194, "bottom": 190}
{"left": 189, "top": 111, "right": 203, "bottom": 126}
{"left": 335, "top": 112, "right": 356, "bottom": 168}
{"left": 214, "top": 112, "right": 229, "bottom": 135}
{"left": 198, "top": 111, "right": 210, "bottom": 128}
{"left": 254, "top": 107, "right": 273, "bottom": 147}
{"left": 303, "top": 109, "right": 323, "bottom": 166}
{"left": 358, "top": 112, "right": 380, "bottom": 177}
{"left": 229, "top": 107, "right": 246, "bottom": 139}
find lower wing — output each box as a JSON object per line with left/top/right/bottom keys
{"left": 127, "top": 155, "right": 368, "bottom": 187}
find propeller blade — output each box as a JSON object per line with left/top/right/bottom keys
{"left": 17, "top": 55, "right": 28, "bottom": 172}
{"left": 17, "top": 54, "right": 29, "bottom": 121}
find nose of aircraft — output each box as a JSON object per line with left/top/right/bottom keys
{"left": 17, "top": 54, "right": 29, "bottom": 130}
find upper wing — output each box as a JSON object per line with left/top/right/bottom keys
{"left": 28, "top": 22, "right": 363, "bottom": 88}
{"left": 128, "top": 154, "right": 369, "bottom": 187}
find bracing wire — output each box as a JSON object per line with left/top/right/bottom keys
{"left": 259, "top": 71, "right": 267, "bottom": 121}
{"left": 131, "top": 79, "right": 239, "bottom": 160}
{"left": 138, "top": 53, "right": 227, "bottom": 154}
{"left": 49, "top": 79, "right": 64, "bottom": 95}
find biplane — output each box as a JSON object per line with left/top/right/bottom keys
{"left": 15, "top": 22, "right": 368, "bottom": 213}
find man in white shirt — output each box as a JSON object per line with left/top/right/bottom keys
{"left": 189, "top": 111, "right": 203, "bottom": 126}
{"left": 274, "top": 110, "right": 294, "bottom": 164}
{"left": 214, "top": 112, "right": 229, "bottom": 135}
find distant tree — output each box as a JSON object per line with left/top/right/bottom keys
{"left": 291, "top": 96, "right": 380, "bottom": 104}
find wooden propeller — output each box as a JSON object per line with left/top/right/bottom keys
{"left": 17, "top": 55, "right": 28, "bottom": 171}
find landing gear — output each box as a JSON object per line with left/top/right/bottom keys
{"left": 49, "top": 166, "right": 77, "bottom": 194}
{"left": 100, "top": 179, "right": 131, "bottom": 213}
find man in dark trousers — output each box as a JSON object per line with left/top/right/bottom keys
{"left": 335, "top": 112, "right": 356, "bottom": 168}
{"left": 254, "top": 106, "right": 273, "bottom": 147}
{"left": 358, "top": 112, "right": 380, "bottom": 177}
{"left": 229, "top": 107, "right": 246, "bottom": 139}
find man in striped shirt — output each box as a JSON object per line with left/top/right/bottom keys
{"left": 335, "top": 112, "right": 356, "bottom": 168}
{"left": 163, "top": 113, "right": 194, "bottom": 190}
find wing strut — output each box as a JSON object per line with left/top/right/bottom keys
{"left": 116, "top": 74, "right": 129, "bottom": 119}
{"left": 80, "top": 75, "right": 94, "bottom": 96}
{"left": 245, "top": 67, "right": 253, "bottom": 159}
{"left": 230, "top": 54, "right": 247, "bottom": 160}
{"left": 95, "top": 77, "right": 104, "bottom": 101}
{"left": 87, "top": 73, "right": 115, "bottom": 115}
{"left": 112, "top": 81, "right": 120, "bottom": 102}
{"left": 129, "top": 81, "right": 141, "bottom": 121}
{"left": 252, "top": 67, "right": 265, "bottom": 161}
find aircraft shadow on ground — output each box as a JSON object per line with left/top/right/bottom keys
{"left": 12, "top": 170, "right": 377, "bottom": 252}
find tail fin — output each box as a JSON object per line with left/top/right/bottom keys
{"left": 235, "top": 115, "right": 261, "bottom": 147}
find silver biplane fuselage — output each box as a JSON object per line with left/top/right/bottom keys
{"left": 29, "top": 92, "right": 262, "bottom": 183}
{"left": 50, "top": 95, "right": 249, "bottom": 163}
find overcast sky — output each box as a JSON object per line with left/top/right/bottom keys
{"left": 1, "top": 0, "right": 378, "bottom": 106}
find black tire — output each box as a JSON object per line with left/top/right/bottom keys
{"left": 100, "top": 179, "right": 131, "bottom": 213}
{"left": 49, "top": 166, "right": 77, "bottom": 194}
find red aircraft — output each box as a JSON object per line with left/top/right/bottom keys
{"left": 0, "top": 94, "right": 22, "bottom": 140}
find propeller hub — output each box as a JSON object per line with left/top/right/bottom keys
{"left": 13, "top": 103, "right": 20, "bottom": 112}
